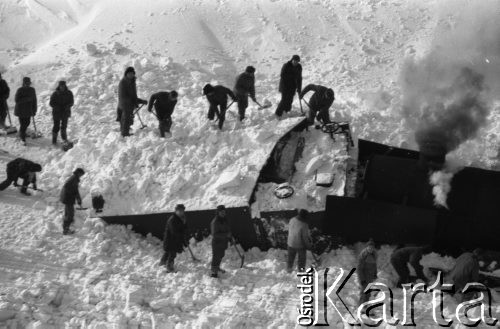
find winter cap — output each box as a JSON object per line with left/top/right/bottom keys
{"left": 170, "top": 90, "right": 179, "bottom": 98}
{"left": 175, "top": 204, "right": 185, "bottom": 211}
{"left": 245, "top": 66, "right": 256, "bottom": 74}
{"left": 326, "top": 88, "right": 334, "bottom": 98}
{"left": 73, "top": 168, "right": 85, "bottom": 176}
{"left": 297, "top": 208, "right": 309, "bottom": 218}
{"left": 58, "top": 80, "right": 67, "bottom": 86}
{"left": 23, "top": 77, "right": 31, "bottom": 85}
{"left": 203, "top": 84, "right": 214, "bottom": 95}
{"left": 124, "top": 66, "right": 136, "bottom": 76}
{"left": 291, "top": 54, "right": 301, "bottom": 62}
{"left": 216, "top": 205, "right": 226, "bottom": 211}
{"left": 30, "top": 163, "right": 42, "bottom": 172}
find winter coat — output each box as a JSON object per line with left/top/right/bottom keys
{"left": 357, "top": 246, "right": 377, "bottom": 283}
{"left": 60, "top": 174, "right": 81, "bottom": 205}
{"left": 14, "top": 86, "right": 37, "bottom": 118}
{"left": 287, "top": 216, "right": 312, "bottom": 250}
{"left": 148, "top": 92, "right": 177, "bottom": 120}
{"left": 449, "top": 252, "right": 479, "bottom": 292}
{"left": 50, "top": 89, "right": 74, "bottom": 119}
{"left": 234, "top": 72, "right": 256, "bottom": 100}
{"left": 5, "top": 158, "right": 41, "bottom": 181}
{"left": 206, "top": 85, "right": 235, "bottom": 106}
{"left": 211, "top": 216, "right": 231, "bottom": 249}
{"left": 163, "top": 214, "right": 187, "bottom": 253}
{"left": 300, "top": 84, "right": 334, "bottom": 112}
{"left": 279, "top": 61, "right": 302, "bottom": 94}
{"left": 118, "top": 77, "right": 141, "bottom": 113}
{"left": 0, "top": 79, "right": 9, "bottom": 112}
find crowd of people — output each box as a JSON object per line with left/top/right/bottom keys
{"left": 0, "top": 54, "right": 337, "bottom": 142}
{"left": 0, "top": 56, "right": 486, "bottom": 289}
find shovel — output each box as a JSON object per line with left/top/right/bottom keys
{"left": 233, "top": 243, "right": 245, "bottom": 268}
{"left": 134, "top": 104, "right": 147, "bottom": 129}
{"left": 31, "top": 116, "right": 43, "bottom": 139}
{"left": 4, "top": 109, "right": 17, "bottom": 134}
{"left": 187, "top": 246, "right": 201, "bottom": 262}
{"left": 76, "top": 207, "right": 88, "bottom": 211}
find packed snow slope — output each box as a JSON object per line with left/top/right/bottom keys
{"left": 1, "top": 0, "right": 498, "bottom": 214}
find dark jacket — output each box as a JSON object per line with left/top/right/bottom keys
{"left": 450, "top": 252, "right": 479, "bottom": 292}
{"left": 50, "top": 89, "right": 74, "bottom": 118}
{"left": 279, "top": 61, "right": 302, "bottom": 94}
{"left": 357, "top": 245, "right": 377, "bottom": 283}
{"left": 6, "top": 158, "right": 41, "bottom": 182}
{"left": 234, "top": 72, "right": 256, "bottom": 100}
{"left": 0, "top": 79, "right": 9, "bottom": 111}
{"left": 211, "top": 216, "right": 231, "bottom": 248}
{"left": 14, "top": 86, "right": 37, "bottom": 118}
{"left": 300, "top": 84, "right": 334, "bottom": 111}
{"left": 206, "top": 85, "right": 235, "bottom": 106}
{"left": 391, "top": 246, "right": 425, "bottom": 265}
{"left": 60, "top": 174, "right": 81, "bottom": 205}
{"left": 148, "top": 92, "right": 177, "bottom": 120}
{"left": 163, "top": 214, "right": 187, "bottom": 253}
{"left": 118, "top": 77, "right": 144, "bottom": 113}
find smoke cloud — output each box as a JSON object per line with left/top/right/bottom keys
{"left": 400, "top": 0, "right": 500, "bottom": 152}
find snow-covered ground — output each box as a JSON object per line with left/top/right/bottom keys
{"left": 1, "top": 0, "right": 500, "bottom": 327}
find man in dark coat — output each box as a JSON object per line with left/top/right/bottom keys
{"left": 299, "top": 84, "right": 334, "bottom": 125}
{"left": 60, "top": 168, "right": 85, "bottom": 235}
{"left": 0, "top": 72, "right": 10, "bottom": 129}
{"left": 275, "top": 55, "right": 302, "bottom": 118}
{"left": 14, "top": 77, "right": 37, "bottom": 144}
{"left": 0, "top": 158, "right": 42, "bottom": 196}
{"left": 449, "top": 249, "right": 481, "bottom": 302}
{"left": 357, "top": 239, "right": 377, "bottom": 305}
{"left": 210, "top": 205, "right": 232, "bottom": 278}
{"left": 49, "top": 81, "right": 74, "bottom": 145}
{"left": 233, "top": 66, "right": 256, "bottom": 121}
{"left": 161, "top": 204, "right": 187, "bottom": 272}
{"left": 148, "top": 90, "right": 178, "bottom": 137}
{"left": 203, "top": 84, "right": 236, "bottom": 130}
{"left": 390, "top": 246, "right": 432, "bottom": 287}
{"left": 117, "top": 67, "right": 147, "bottom": 137}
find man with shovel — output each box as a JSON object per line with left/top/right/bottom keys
{"left": 117, "top": 67, "right": 147, "bottom": 137}
{"left": 210, "top": 205, "right": 234, "bottom": 278}
{"left": 14, "top": 77, "right": 37, "bottom": 145}
{"left": 233, "top": 66, "right": 271, "bottom": 122}
{"left": 203, "top": 84, "right": 236, "bottom": 130}
{"left": 161, "top": 204, "right": 187, "bottom": 273}
{"left": 60, "top": 168, "right": 85, "bottom": 235}
{"left": 147, "top": 90, "right": 178, "bottom": 137}
{"left": 299, "top": 84, "right": 334, "bottom": 126}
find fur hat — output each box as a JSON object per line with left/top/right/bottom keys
{"left": 291, "top": 54, "right": 301, "bottom": 62}
{"left": 245, "top": 66, "right": 256, "bottom": 74}
{"left": 203, "top": 84, "right": 214, "bottom": 95}
{"left": 124, "top": 66, "right": 135, "bottom": 76}
{"left": 22, "top": 77, "right": 31, "bottom": 85}
{"left": 73, "top": 168, "right": 85, "bottom": 176}
{"left": 175, "top": 204, "right": 185, "bottom": 211}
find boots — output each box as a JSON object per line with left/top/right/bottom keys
{"left": 52, "top": 133, "right": 57, "bottom": 145}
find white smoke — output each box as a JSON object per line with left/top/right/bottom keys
{"left": 429, "top": 158, "right": 464, "bottom": 208}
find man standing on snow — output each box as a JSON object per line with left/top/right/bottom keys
{"left": 233, "top": 66, "right": 257, "bottom": 122}
{"left": 161, "top": 204, "right": 187, "bottom": 273}
{"left": 299, "top": 84, "right": 334, "bottom": 125}
{"left": 390, "top": 245, "right": 432, "bottom": 287}
{"left": 275, "top": 55, "right": 302, "bottom": 118}
{"left": 210, "top": 205, "right": 232, "bottom": 278}
{"left": 203, "top": 84, "right": 236, "bottom": 130}
{"left": 0, "top": 157, "right": 42, "bottom": 196}
{"left": 0, "top": 72, "right": 10, "bottom": 129}
{"left": 148, "top": 90, "right": 178, "bottom": 137}
{"left": 449, "top": 249, "right": 481, "bottom": 302}
{"left": 286, "top": 209, "right": 312, "bottom": 273}
{"left": 60, "top": 168, "right": 85, "bottom": 235}
{"left": 14, "top": 77, "right": 37, "bottom": 145}
{"left": 357, "top": 239, "right": 377, "bottom": 305}
{"left": 49, "top": 81, "right": 74, "bottom": 145}
{"left": 117, "top": 67, "right": 147, "bottom": 137}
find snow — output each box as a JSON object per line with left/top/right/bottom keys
{"left": 1, "top": 0, "right": 500, "bottom": 327}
